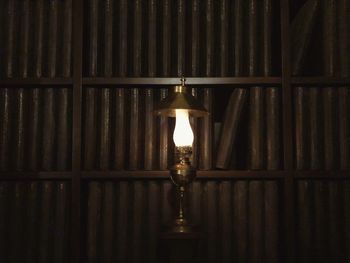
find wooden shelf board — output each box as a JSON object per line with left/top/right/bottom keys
{"left": 294, "top": 170, "right": 350, "bottom": 178}
{"left": 82, "top": 77, "right": 282, "bottom": 86}
{"left": 292, "top": 77, "right": 350, "bottom": 86}
{"left": 0, "top": 171, "right": 73, "bottom": 180}
{"left": 0, "top": 78, "right": 73, "bottom": 86}
{"left": 81, "top": 170, "right": 288, "bottom": 179}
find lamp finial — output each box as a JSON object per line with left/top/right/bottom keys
{"left": 180, "top": 77, "right": 186, "bottom": 87}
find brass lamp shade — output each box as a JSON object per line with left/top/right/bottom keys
{"left": 155, "top": 85, "right": 209, "bottom": 117}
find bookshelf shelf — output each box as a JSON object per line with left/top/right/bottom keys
{"left": 291, "top": 77, "right": 350, "bottom": 86}
{"left": 0, "top": 171, "right": 73, "bottom": 180}
{"left": 0, "top": 78, "right": 73, "bottom": 86}
{"left": 82, "top": 77, "right": 282, "bottom": 86}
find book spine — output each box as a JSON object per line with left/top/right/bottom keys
{"left": 53, "top": 182, "right": 68, "bottom": 263}
{"left": 89, "top": 0, "right": 98, "bottom": 76}
{"left": 19, "top": 0, "right": 30, "bottom": 78}
{"left": 147, "top": 181, "right": 160, "bottom": 262}
{"left": 262, "top": 0, "right": 272, "bottom": 76}
{"left": 116, "top": 181, "right": 129, "bottom": 262}
{"left": 132, "top": 181, "right": 145, "bottom": 263}
{"left": 191, "top": 0, "right": 200, "bottom": 76}
{"left": 104, "top": 0, "right": 113, "bottom": 77}
{"left": 26, "top": 182, "right": 39, "bottom": 263}
{"left": 34, "top": 0, "right": 44, "bottom": 78}
{"left": 28, "top": 89, "right": 40, "bottom": 170}
{"left": 102, "top": 182, "right": 114, "bottom": 263}
{"left": 133, "top": 0, "right": 142, "bottom": 76}
{"left": 48, "top": 0, "right": 58, "bottom": 78}
{"left": 309, "top": 87, "right": 322, "bottom": 169}
{"left": 206, "top": 181, "right": 218, "bottom": 261}
{"left": 291, "top": 0, "right": 320, "bottom": 75}
{"left": 117, "top": 0, "right": 128, "bottom": 76}
{"left": 343, "top": 182, "right": 350, "bottom": 262}
{"left": 220, "top": 181, "right": 232, "bottom": 262}
{"left": 159, "top": 88, "right": 169, "bottom": 170}
{"left": 338, "top": 0, "right": 349, "bottom": 77}
{"left": 14, "top": 88, "right": 25, "bottom": 171}
{"left": 62, "top": 0, "right": 72, "bottom": 77}
{"left": 0, "top": 88, "right": 10, "bottom": 170}
{"left": 56, "top": 88, "right": 69, "bottom": 170}
{"left": 162, "top": 0, "right": 171, "bottom": 76}
{"left": 42, "top": 88, "right": 55, "bottom": 170}
{"left": 328, "top": 181, "right": 341, "bottom": 261}
{"left": 249, "top": 87, "right": 264, "bottom": 169}
{"left": 313, "top": 181, "right": 328, "bottom": 261}
{"left": 233, "top": 181, "right": 248, "bottom": 263}
{"left": 99, "top": 88, "right": 111, "bottom": 170}
{"left": 5, "top": 0, "right": 16, "bottom": 78}
{"left": 248, "top": 181, "right": 263, "bottom": 263}
{"left": 87, "top": 182, "right": 102, "bottom": 263}
{"left": 234, "top": 0, "right": 243, "bottom": 76}
{"left": 144, "top": 89, "right": 156, "bottom": 170}
{"left": 0, "top": 183, "right": 8, "bottom": 261}
{"left": 215, "top": 88, "right": 247, "bottom": 169}
{"left": 248, "top": 0, "right": 258, "bottom": 77}
{"left": 189, "top": 181, "right": 202, "bottom": 227}
{"left": 338, "top": 87, "right": 350, "bottom": 169}
{"left": 297, "top": 181, "right": 312, "bottom": 262}
{"left": 177, "top": 0, "right": 185, "bottom": 76}
{"left": 113, "top": 88, "right": 125, "bottom": 170}
{"left": 200, "top": 88, "right": 213, "bottom": 169}
{"left": 148, "top": 0, "right": 157, "bottom": 77}
{"left": 190, "top": 88, "right": 199, "bottom": 168}
{"left": 264, "top": 181, "right": 279, "bottom": 263}
{"left": 295, "top": 87, "right": 307, "bottom": 169}
{"left": 83, "top": 88, "right": 97, "bottom": 170}
{"left": 161, "top": 180, "right": 172, "bottom": 226}
{"left": 322, "top": 88, "right": 337, "bottom": 169}
{"left": 219, "top": 0, "right": 229, "bottom": 76}
{"left": 39, "top": 182, "right": 54, "bottom": 263}
{"left": 266, "top": 87, "right": 280, "bottom": 169}
{"left": 205, "top": 0, "right": 214, "bottom": 76}
{"left": 10, "top": 182, "right": 25, "bottom": 262}
{"left": 129, "top": 88, "right": 141, "bottom": 170}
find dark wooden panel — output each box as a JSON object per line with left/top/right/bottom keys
{"left": 0, "top": 87, "right": 73, "bottom": 172}
{"left": 83, "top": 179, "right": 283, "bottom": 263}
{"left": 295, "top": 179, "right": 350, "bottom": 262}
{"left": 82, "top": 0, "right": 281, "bottom": 77}
{"left": 0, "top": 181, "right": 71, "bottom": 262}
{"left": 293, "top": 86, "right": 349, "bottom": 169}
{"left": 0, "top": 0, "right": 73, "bottom": 79}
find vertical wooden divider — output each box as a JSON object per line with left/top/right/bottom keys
{"left": 281, "top": 1, "right": 295, "bottom": 263}
{"left": 72, "top": 0, "right": 83, "bottom": 262}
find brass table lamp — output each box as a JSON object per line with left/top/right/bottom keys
{"left": 155, "top": 78, "right": 208, "bottom": 233}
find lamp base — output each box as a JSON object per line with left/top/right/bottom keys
{"left": 170, "top": 218, "right": 194, "bottom": 233}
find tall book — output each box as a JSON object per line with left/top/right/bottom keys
{"left": 215, "top": 88, "right": 247, "bottom": 169}
{"left": 291, "top": 0, "right": 320, "bottom": 75}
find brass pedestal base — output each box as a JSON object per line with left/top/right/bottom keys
{"left": 170, "top": 218, "right": 193, "bottom": 233}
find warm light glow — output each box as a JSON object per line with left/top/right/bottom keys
{"left": 173, "top": 110, "right": 194, "bottom": 147}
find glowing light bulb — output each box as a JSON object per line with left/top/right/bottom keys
{"left": 173, "top": 110, "right": 194, "bottom": 147}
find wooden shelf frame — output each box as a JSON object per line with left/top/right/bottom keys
{"left": 1, "top": 1, "right": 350, "bottom": 262}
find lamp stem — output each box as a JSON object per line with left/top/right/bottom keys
{"left": 178, "top": 186, "right": 185, "bottom": 220}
